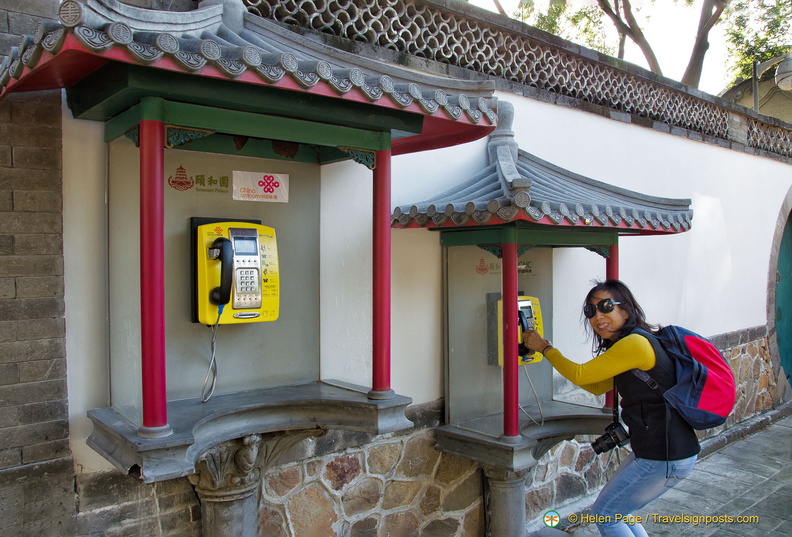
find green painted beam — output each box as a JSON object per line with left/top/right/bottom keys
{"left": 67, "top": 63, "right": 424, "bottom": 134}
{"left": 173, "top": 134, "right": 324, "bottom": 163}
{"left": 105, "top": 99, "right": 391, "bottom": 151}
{"left": 170, "top": 101, "right": 390, "bottom": 150}
{"left": 105, "top": 104, "right": 143, "bottom": 141}
{"left": 440, "top": 225, "right": 619, "bottom": 248}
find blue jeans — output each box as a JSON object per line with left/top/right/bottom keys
{"left": 591, "top": 452, "right": 697, "bottom": 537}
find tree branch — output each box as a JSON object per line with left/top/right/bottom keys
{"left": 492, "top": 0, "right": 507, "bottom": 17}
{"left": 681, "top": 0, "right": 729, "bottom": 87}
{"left": 599, "top": 0, "right": 663, "bottom": 74}
{"left": 596, "top": 0, "right": 633, "bottom": 37}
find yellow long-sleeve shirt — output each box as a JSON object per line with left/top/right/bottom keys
{"left": 543, "top": 333, "right": 656, "bottom": 395}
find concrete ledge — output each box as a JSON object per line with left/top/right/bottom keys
{"left": 436, "top": 402, "right": 612, "bottom": 472}
{"left": 87, "top": 380, "right": 413, "bottom": 483}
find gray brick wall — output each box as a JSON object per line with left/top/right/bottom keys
{"left": 0, "top": 89, "right": 68, "bottom": 470}
{"left": 0, "top": 2, "right": 207, "bottom": 533}
{"left": 75, "top": 471, "right": 202, "bottom": 537}
{"left": 0, "top": 2, "right": 75, "bottom": 535}
{"left": 0, "top": 88, "right": 76, "bottom": 537}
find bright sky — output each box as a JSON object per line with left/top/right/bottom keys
{"left": 467, "top": 0, "right": 731, "bottom": 95}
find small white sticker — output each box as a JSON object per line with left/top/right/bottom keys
{"left": 232, "top": 171, "right": 289, "bottom": 203}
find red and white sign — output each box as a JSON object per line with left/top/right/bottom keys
{"left": 232, "top": 171, "right": 289, "bottom": 203}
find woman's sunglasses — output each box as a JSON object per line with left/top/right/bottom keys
{"left": 584, "top": 298, "right": 622, "bottom": 319}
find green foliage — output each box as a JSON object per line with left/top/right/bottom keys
{"left": 724, "top": 0, "right": 792, "bottom": 83}
{"left": 514, "top": 0, "right": 615, "bottom": 56}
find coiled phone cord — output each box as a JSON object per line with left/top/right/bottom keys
{"left": 201, "top": 304, "right": 224, "bottom": 403}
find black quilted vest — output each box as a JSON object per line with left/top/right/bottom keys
{"left": 614, "top": 335, "right": 701, "bottom": 460}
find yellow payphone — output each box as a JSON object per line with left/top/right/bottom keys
{"left": 194, "top": 220, "right": 279, "bottom": 325}
{"left": 496, "top": 296, "right": 544, "bottom": 365}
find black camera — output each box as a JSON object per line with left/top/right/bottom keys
{"left": 591, "top": 422, "right": 630, "bottom": 454}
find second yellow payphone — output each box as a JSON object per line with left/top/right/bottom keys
{"left": 489, "top": 295, "right": 544, "bottom": 365}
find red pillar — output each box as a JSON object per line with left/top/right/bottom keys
{"left": 606, "top": 245, "right": 619, "bottom": 280}
{"left": 369, "top": 150, "right": 394, "bottom": 400}
{"left": 605, "top": 244, "right": 619, "bottom": 409}
{"left": 138, "top": 119, "right": 170, "bottom": 436}
{"left": 501, "top": 242, "right": 520, "bottom": 439}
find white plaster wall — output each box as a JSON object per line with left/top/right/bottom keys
{"left": 506, "top": 94, "right": 792, "bottom": 364}
{"left": 319, "top": 95, "right": 792, "bottom": 404}
{"left": 62, "top": 105, "right": 114, "bottom": 473}
{"left": 318, "top": 160, "right": 373, "bottom": 389}
{"left": 63, "top": 91, "right": 792, "bottom": 471}
{"left": 318, "top": 142, "right": 488, "bottom": 405}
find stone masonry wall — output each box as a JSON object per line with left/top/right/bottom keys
{"left": 73, "top": 472, "right": 202, "bottom": 536}
{"left": 0, "top": 88, "right": 67, "bottom": 475}
{"left": 259, "top": 429, "right": 485, "bottom": 537}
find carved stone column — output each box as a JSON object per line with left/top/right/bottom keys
{"left": 189, "top": 430, "right": 323, "bottom": 537}
{"left": 483, "top": 465, "right": 530, "bottom": 537}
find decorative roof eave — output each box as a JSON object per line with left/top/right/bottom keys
{"left": 0, "top": 0, "right": 497, "bottom": 155}
{"left": 393, "top": 101, "right": 693, "bottom": 235}
{"left": 393, "top": 210, "right": 689, "bottom": 235}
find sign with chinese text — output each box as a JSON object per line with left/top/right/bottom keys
{"left": 167, "top": 165, "right": 230, "bottom": 194}
{"left": 232, "top": 171, "right": 289, "bottom": 203}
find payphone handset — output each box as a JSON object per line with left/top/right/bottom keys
{"left": 195, "top": 222, "right": 279, "bottom": 325}
{"left": 497, "top": 296, "right": 544, "bottom": 365}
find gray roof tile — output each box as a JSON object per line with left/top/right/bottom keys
{"left": 0, "top": 0, "right": 497, "bottom": 127}
{"left": 393, "top": 101, "right": 693, "bottom": 233}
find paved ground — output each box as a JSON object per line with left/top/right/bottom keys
{"left": 565, "top": 413, "right": 792, "bottom": 536}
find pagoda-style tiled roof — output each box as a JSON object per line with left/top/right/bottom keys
{"left": 0, "top": 0, "right": 497, "bottom": 153}
{"left": 393, "top": 101, "right": 693, "bottom": 234}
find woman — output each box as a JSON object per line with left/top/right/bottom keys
{"left": 523, "top": 280, "right": 699, "bottom": 537}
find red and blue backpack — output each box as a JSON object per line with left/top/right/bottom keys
{"left": 632, "top": 326, "right": 736, "bottom": 430}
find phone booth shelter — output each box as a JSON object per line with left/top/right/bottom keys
{"left": 393, "top": 101, "right": 694, "bottom": 536}
{"left": 0, "top": 1, "right": 499, "bottom": 534}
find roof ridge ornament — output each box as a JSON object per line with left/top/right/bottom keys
{"left": 199, "top": 0, "right": 247, "bottom": 34}
{"left": 489, "top": 102, "right": 531, "bottom": 194}
{"left": 62, "top": 0, "right": 224, "bottom": 36}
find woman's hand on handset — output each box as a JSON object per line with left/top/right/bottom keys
{"left": 522, "top": 329, "right": 550, "bottom": 354}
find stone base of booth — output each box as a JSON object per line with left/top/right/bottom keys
{"left": 189, "top": 431, "right": 324, "bottom": 537}
{"left": 86, "top": 381, "right": 413, "bottom": 483}
{"left": 435, "top": 402, "right": 612, "bottom": 537}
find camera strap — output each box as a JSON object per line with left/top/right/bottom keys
{"left": 612, "top": 388, "right": 621, "bottom": 423}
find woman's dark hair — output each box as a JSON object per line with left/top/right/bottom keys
{"left": 583, "top": 279, "right": 656, "bottom": 354}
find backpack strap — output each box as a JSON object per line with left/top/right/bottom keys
{"left": 632, "top": 368, "right": 661, "bottom": 390}
{"left": 629, "top": 328, "right": 673, "bottom": 392}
